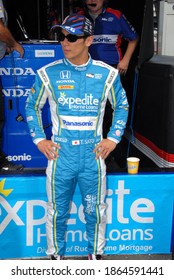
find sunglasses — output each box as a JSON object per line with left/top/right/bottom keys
{"left": 58, "top": 32, "right": 88, "bottom": 43}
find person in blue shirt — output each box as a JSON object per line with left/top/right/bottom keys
{"left": 82, "top": 0, "right": 139, "bottom": 73}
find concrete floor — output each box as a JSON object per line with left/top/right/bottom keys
{"left": 33, "top": 254, "right": 172, "bottom": 260}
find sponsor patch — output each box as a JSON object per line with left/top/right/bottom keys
{"left": 27, "top": 116, "right": 33, "bottom": 122}
{"left": 58, "top": 85, "right": 74, "bottom": 89}
{"left": 72, "top": 140, "right": 80, "bottom": 145}
{"left": 61, "top": 115, "right": 97, "bottom": 131}
{"left": 60, "top": 70, "right": 71, "bottom": 79}
{"left": 35, "top": 50, "right": 55, "bottom": 58}
{"left": 86, "top": 73, "right": 95, "bottom": 78}
{"left": 31, "top": 87, "right": 35, "bottom": 93}
{"left": 115, "top": 130, "right": 121, "bottom": 137}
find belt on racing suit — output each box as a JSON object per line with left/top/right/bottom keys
{"left": 53, "top": 135, "right": 102, "bottom": 146}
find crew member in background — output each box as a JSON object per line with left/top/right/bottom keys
{"left": 80, "top": 0, "right": 139, "bottom": 170}
{"left": 0, "top": 0, "right": 24, "bottom": 172}
{"left": 26, "top": 14, "right": 129, "bottom": 260}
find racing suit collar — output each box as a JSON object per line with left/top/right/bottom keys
{"left": 64, "top": 55, "right": 92, "bottom": 71}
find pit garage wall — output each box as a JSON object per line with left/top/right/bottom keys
{"left": 0, "top": 43, "right": 64, "bottom": 168}
{"left": 0, "top": 173, "right": 173, "bottom": 259}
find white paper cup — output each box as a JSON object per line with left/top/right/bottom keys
{"left": 127, "top": 157, "right": 140, "bottom": 174}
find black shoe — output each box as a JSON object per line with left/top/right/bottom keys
{"left": 50, "top": 254, "right": 64, "bottom": 260}
{"left": 0, "top": 158, "right": 24, "bottom": 173}
{"left": 88, "top": 254, "right": 103, "bottom": 260}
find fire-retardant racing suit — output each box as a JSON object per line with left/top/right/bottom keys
{"left": 25, "top": 56, "right": 129, "bottom": 256}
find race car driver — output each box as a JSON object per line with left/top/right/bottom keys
{"left": 25, "top": 14, "right": 129, "bottom": 260}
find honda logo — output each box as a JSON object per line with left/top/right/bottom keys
{"left": 60, "top": 70, "right": 71, "bottom": 79}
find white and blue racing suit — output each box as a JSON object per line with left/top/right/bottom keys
{"left": 25, "top": 56, "right": 129, "bottom": 256}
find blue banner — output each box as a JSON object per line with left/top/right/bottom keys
{"left": 0, "top": 173, "right": 173, "bottom": 259}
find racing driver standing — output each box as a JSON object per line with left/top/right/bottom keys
{"left": 25, "top": 14, "right": 129, "bottom": 260}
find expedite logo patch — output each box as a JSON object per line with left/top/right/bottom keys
{"left": 58, "top": 92, "right": 99, "bottom": 111}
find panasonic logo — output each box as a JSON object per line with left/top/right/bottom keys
{"left": 7, "top": 153, "right": 32, "bottom": 161}
{"left": 63, "top": 120, "right": 93, "bottom": 127}
{"left": 93, "top": 37, "right": 112, "bottom": 43}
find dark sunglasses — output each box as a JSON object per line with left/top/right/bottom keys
{"left": 58, "top": 32, "right": 88, "bottom": 43}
